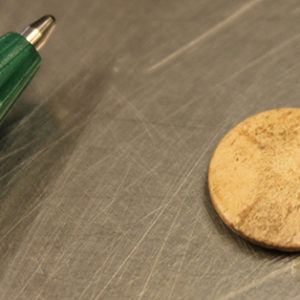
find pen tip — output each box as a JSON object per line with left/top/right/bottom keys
{"left": 48, "top": 15, "right": 56, "bottom": 22}
{"left": 21, "top": 15, "right": 56, "bottom": 51}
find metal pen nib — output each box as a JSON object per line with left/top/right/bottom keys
{"left": 20, "top": 15, "right": 56, "bottom": 51}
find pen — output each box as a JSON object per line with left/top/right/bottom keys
{"left": 0, "top": 15, "right": 55, "bottom": 123}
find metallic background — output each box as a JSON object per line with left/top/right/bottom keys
{"left": 1, "top": 0, "right": 300, "bottom": 299}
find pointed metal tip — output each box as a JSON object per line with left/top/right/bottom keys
{"left": 21, "top": 15, "right": 56, "bottom": 51}
{"left": 47, "top": 15, "right": 56, "bottom": 23}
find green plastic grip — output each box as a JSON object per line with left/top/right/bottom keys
{"left": 0, "top": 32, "right": 41, "bottom": 122}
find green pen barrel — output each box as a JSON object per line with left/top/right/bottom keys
{"left": 0, "top": 32, "right": 41, "bottom": 122}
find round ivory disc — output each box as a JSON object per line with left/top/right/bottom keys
{"left": 209, "top": 108, "right": 300, "bottom": 251}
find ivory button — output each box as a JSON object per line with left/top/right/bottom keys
{"left": 209, "top": 108, "right": 300, "bottom": 251}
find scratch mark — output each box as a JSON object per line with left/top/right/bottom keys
{"left": 134, "top": 206, "right": 163, "bottom": 225}
{"left": 123, "top": 158, "right": 160, "bottom": 192}
{"left": 0, "top": 117, "right": 93, "bottom": 186}
{"left": 146, "top": 0, "right": 263, "bottom": 73}
{"left": 138, "top": 190, "right": 188, "bottom": 299}
{"left": 11, "top": 227, "right": 63, "bottom": 300}
{"left": 36, "top": 204, "right": 108, "bottom": 298}
{"left": 216, "top": 32, "right": 300, "bottom": 88}
{"left": 92, "top": 124, "right": 223, "bottom": 300}
{"left": 219, "top": 262, "right": 298, "bottom": 300}
{"left": 0, "top": 202, "right": 42, "bottom": 242}
{"left": 168, "top": 211, "right": 199, "bottom": 300}
{"left": 78, "top": 245, "right": 120, "bottom": 300}
{"left": 0, "top": 141, "right": 33, "bottom": 162}
{"left": 102, "top": 160, "right": 131, "bottom": 211}
{"left": 111, "top": 86, "right": 156, "bottom": 144}
{"left": 8, "top": 77, "right": 71, "bottom": 136}
{"left": 34, "top": 156, "right": 133, "bottom": 296}
{"left": 32, "top": 201, "right": 104, "bottom": 299}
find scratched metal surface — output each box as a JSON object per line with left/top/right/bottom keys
{"left": 1, "top": 0, "right": 300, "bottom": 299}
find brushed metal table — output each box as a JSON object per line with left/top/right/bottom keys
{"left": 1, "top": 1, "right": 300, "bottom": 299}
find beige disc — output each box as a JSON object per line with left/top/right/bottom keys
{"left": 209, "top": 108, "right": 300, "bottom": 251}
